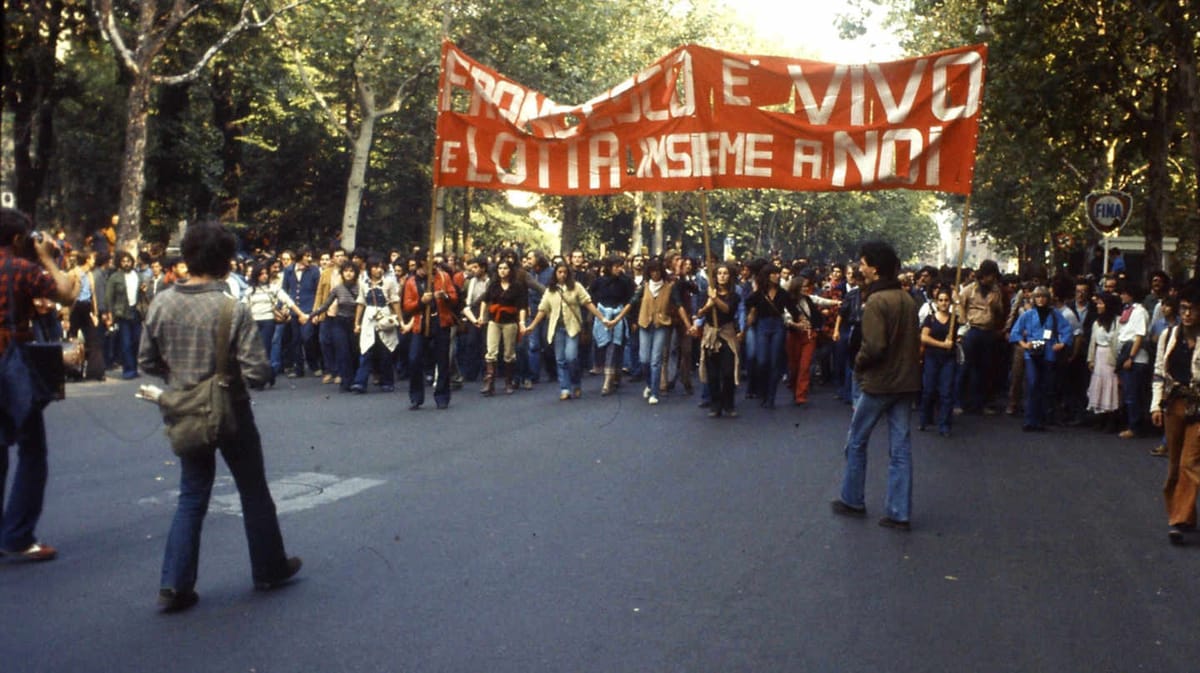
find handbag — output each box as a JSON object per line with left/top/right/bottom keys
{"left": 156, "top": 298, "right": 239, "bottom": 458}
{"left": 1114, "top": 341, "right": 1134, "bottom": 370}
{"left": 272, "top": 301, "right": 289, "bottom": 323}
{"left": 374, "top": 308, "right": 400, "bottom": 332}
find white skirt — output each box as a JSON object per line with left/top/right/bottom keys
{"left": 1087, "top": 344, "right": 1121, "bottom": 413}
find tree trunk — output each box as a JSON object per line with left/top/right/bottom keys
{"left": 211, "top": 64, "right": 248, "bottom": 223}
{"left": 629, "top": 191, "right": 644, "bottom": 255}
{"left": 652, "top": 192, "right": 664, "bottom": 254}
{"left": 1141, "top": 84, "right": 1170, "bottom": 281}
{"left": 559, "top": 195, "right": 583, "bottom": 255}
{"left": 116, "top": 75, "right": 153, "bottom": 255}
{"left": 340, "top": 87, "right": 377, "bottom": 253}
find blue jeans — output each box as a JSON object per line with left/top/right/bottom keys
{"left": 409, "top": 322, "right": 452, "bottom": 406}
{"left": 839, "top": 391, "right": 915, "bottom": 522}
{"left": 269, "top": 319, "right": 285, "bottom": 375}
{"left": 354, "top": 339, "right": 395, "bottom": 391}
{"left": 624, "top": 326, "right": 641, "bottom": 373}
{"left": 457, "top": 322, "right": 484, "bottom": 382}
{"left": 754, "top": 316, "right": 786, "bottom": 405}
{"left": 160, "top": 402, "right": 290, "bottom": 592}
{"left": 960, "top": 327, "right": 994, "bottom": 412}
{"left": 521, "top": 321, "right": 547, "bottom": 383}
{"left": 117, "top": 314, "right": 141, "bottom": 378}
{"left": 1119, "top": 361, "right": 1150, "bottom": 433}
{"left": 318, "top": 319, "right": 337, "bottom": 377}
{"left": 1, "top": 408, "right": 48, "bottom": 552}
{"left": 1023, "top": 356, "right": 1054, "bottom": 428}
{"left": 920, "top": 351, "right": 956, "bottom": 432}
{"left": 553, "top": 327, "right": 580, "bottom": 393}
{"left": 255, "top": 320, "right": 280, "bottom": 384}
{"left": 328, "top": 316, "right": 356, "bottom": 390}
{"left": 638, "top": 326, "right": 670, "bottom": 394}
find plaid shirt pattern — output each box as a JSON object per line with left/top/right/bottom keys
{"left": 0, "top": 248, "right": 57, "bottom": 330}
{"left": 138, "top": 280, "right": 270, "bottom": 390}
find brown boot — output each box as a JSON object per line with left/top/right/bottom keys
{"left": 504, "top": 362, "right": 516, "bottom": 394}
{"left": 481, "top": 362, "right": 495, "bottom": 396}
{"left": 601, "top": 367, "right": 615, "bottom": 396}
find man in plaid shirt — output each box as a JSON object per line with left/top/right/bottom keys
{"left": 138, "top": 220, "right": 301, "bottom": 612}
{"left": 1, "top": 207, "right": 78, "bottom": 562}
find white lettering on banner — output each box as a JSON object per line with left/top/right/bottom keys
{"left": 789, "top": 63, "right": 848, "bottom": 125}
{"left": 567, "top": 142, "right": 580, "bottom": 189}
{"left": 744, "top": 133, "right": 772, "bottom": 177}
{"left": 469, "top": 68, "right": 497, "bottom": 117}
{"left": 722, "top": 58, "right": 751, "bottom": 106}
{"left": 833, "top": 131, "right": 879, "bottom": 187}
{"left": 589, "top": 133, "right": 621, "bottom": 190}
{"left": 830, "top": 126, "right": 943, "bottom": 187}
{"left": 637, "top": 132, "right": 775, "bottom": 179}
{"left": 925, "top": 126, "right": 942, "bottom": 184}
{"left": 792, "top": 139, "right": 823, "bottom": 179}
{"left": 440, "top": 140, "right": 461, "bottom": 173}
{"left": 466, "top": 127, "right": 492, "bottom": 182}
{"left": 932, "top": 51, "right": 984, "bottom": 121}
{"left": 538, "top": 144, "right": 550, "bottom": 190}
{"left": 868, "top": 61, "right": 927, "bottom": 124}
{"left": 492, "top": 132, "right": 526, "bottom": 185}
{"left": 850, "top": 65, "right": 866, "bottom": 126}
{"left": 878, "top": 128, "right": 923, "bottom": 184}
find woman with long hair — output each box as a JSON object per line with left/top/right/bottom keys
{"left": 67, "top": 250, "right": 105, "bottom": 381}
{"left": 480, "top": 258, "right": 526, "bottom": 395}
{"left": 919, "top": 285, "right": 957, "bottom": 436}
{"left": 588, "top": 255, "right": 636, "bottom": 395}
{"left": 1088, "top": 292, "right": 1123, "bottom": 431}
{"left": 524, "top": 261, "right": 608, "bottom": 400}
{"left": 698, "top": 262, "right": 741, "bottom": 418}
{"left": 311, "top": 262, "right": 360, "bottom": 391}
{"left": 630, "top": 257, "right": 691, "bottom": 405}
{"left": 746, "top": 263, "right": 799, "bottom": 408}
{"left": 243, "top": 261, "right": 308, "bottom": 387}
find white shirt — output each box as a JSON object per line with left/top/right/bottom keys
{"left": 1116, "top": 303, "right": 1151, "bottom": 364}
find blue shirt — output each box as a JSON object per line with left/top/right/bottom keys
{"left": 1009, "top": 307, "right": 1074, "bottom": 362}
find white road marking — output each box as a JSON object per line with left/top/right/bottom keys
{"left": 143, "top": 472, "right": 386, "bottom": 516}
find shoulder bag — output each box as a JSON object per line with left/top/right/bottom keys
{"left": 156, "top": 298, "right": 239, "bottom": 458}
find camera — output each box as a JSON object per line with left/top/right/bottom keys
{"left": 1028, "top": 340, "right": 1046, "bottom": 358}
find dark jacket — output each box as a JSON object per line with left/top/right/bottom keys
{"left": 854, "top": 279, "right": 921, "bottom": 395}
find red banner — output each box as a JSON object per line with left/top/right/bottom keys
{"left": 434, "top": 41, "right": 986, "bottom": 195}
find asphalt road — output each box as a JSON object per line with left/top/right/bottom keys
{"left": 2, "top": 372, "right": 1198, "bottom": 673}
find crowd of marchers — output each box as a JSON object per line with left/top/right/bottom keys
{"left": 33, "top": 231, "right": 1191, "bottom": 444}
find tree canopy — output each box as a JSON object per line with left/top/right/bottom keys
{"left": 3, "top": 0, "right": 1195, "bottom": 278}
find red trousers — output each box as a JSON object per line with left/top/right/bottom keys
{"left": 786, "top": 329, "right": 816, "bottom": 404}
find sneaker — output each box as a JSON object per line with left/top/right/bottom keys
{"left": 643, "top": 386, "right": 651, "bottom": 399}
{"left": 158, "top": 588, "right": 199, "bottom": 612}
{"left": 878, "top": 517, "right": 912, "bottom": 532}
{"left": 349, "top": 384, "right": 366, "bottom": 394}
{"left": 2, "top": 542, "right": 57, "bottom": 562}
{"left": 312, "top": 369, "right": 323, "bottom": 377}
{"left": 322, "top": 375, "right": 334, "bottom": 384}
{"left": 254, "top": 556, "right": 303, "bottom": 591}
{"left": 522, "top": 380, "right": 533, "bottom": 390}
{"left": 1168, "top": 526, "right": 1186, "bottom": 545}
{"left": 560, "top": 390, "right": 571, "bottom": 401}
{"left": 725, "top": 409, "right": 739, "bottom": 418}
{"left": 1150, "top": 445, "right": 1168, "bottom": 456}
{"left": 830, "top": 500, "right": 867, "bottom": 518}
{"left": 572, "top": 388, "right": 582, "bottom": 399}
{"left": 1118, "top": 429, "right": 1136, "bottom": 439}
{"left": 648, "top": 396, "right": 659, "bottom": 405}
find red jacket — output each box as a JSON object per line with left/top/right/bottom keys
{"left": 402, "top": 269, "right": 459, "bottom": 332}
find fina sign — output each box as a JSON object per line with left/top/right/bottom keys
{"left": 1085, "top": 190, "right": 1132, "bottom": 235}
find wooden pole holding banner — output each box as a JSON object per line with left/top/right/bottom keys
{"left": 424, "top": 3, "right": 452, "bottom": 337}
{"left": 948, "top": 194, "right": 972, "bottom": 337}
{"left": 698, "top": 191, "right": 717, "bottom": 325}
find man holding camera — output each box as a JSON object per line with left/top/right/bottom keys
{"left": 0, "top": 208, "right": 78, "bottom": 562}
